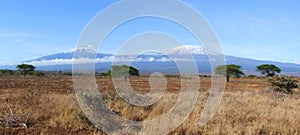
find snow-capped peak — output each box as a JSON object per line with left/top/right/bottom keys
{"left": 165, "top": 45, "right": 208, "bottom": 55}
{"left": 73, "top": 45, "right": 97, "bottom": 55}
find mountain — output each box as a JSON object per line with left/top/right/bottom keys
{"left": 2, "top": 45, "right": 300, "bottom": 76}
{"left": 225, "top": 56, "right": 300, "bottom": 75}
{"left": 166, "top": 45, "right": 208, "bottom": 55}
{"left": 27, "top": 47, "right": 111, "bottom": 62}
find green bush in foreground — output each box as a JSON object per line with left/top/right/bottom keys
{"left": 268, "top": 75, "right": 299, "bottom": 94}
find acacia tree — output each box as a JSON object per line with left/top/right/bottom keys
{"left": 256, "top": 64, "right": 281, "bottom": 77}
{"left": 16, "top": 64, "right": 35, "bottom": 77}
{"left": 215, "top": 64, "right": 245, "bottom": 82}
{"left": 108, "top": 65, "right": 139, "bottom": 81}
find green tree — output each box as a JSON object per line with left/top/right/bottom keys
{"left": 108, "top": 65, "right": 139, "bottom": 81}
{"left": 215, "top": 64, "right": 245, "bottom": 82}
{"left": 16, "top": 64, "right": 36, "bottom": 77}
{"left": 256, "top": 64, "right": 281, "bottom": 77}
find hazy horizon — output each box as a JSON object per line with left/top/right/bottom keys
{"left": 0, "top": 0, "right": 299, "bottom": 65}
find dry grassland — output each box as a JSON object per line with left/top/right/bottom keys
{"left": 0, "top": 76, "right": 299, "bottom": 134}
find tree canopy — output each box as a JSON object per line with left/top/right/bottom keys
{"left": 16, "top": 64, "right": 36, "bottom": 77}
{"left": 256, "top": 64, "right": 281, "bottom": 77}
{"left": 108, "top": 65, "right": 139, "bottom": 81}
{"left": 215, "top": 64, "right": 245, "bottom": 82}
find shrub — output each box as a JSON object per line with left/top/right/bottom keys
{"left": 33, "top": 71, "right": 45, "bottom": 77}
{"left": 199, "top": 74, "right": 211, "bottom": 78}
{"left": 247, "top": 75, "right": 257, "bottom": 78}
{"left": 268, "top": 75, "right": 299, "bottom": 94}
{"left": 109, "top": 65, "right": 139, "bottom": 77}
{"left": 0, "top": 69, "right": 13, "bottom": 76}
{"left": 99, "top": 72, "right": 108, "bottom": 76}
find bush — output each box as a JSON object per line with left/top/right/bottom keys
{"left": 109, "top": 65, "right": 139, "bottom": 77}
{"left": 268, "top": 75, "right": 299, "bottom": 94}
{"left": 33, "top": 71, "right": 45, "bottom": 77}
{"left": 0, "top": 69, "right": 13, "bottom": 76}
{"left": 99, "top": 72, "right": 108, "bottom": 76}
{"left": 199, "top": 74, "right": 211, "bottom": 78}
{"left": 247, "top": 75, "right": 257, "bottom": 78}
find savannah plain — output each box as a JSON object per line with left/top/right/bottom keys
{"left": 0, "top": 75, "right": 300, "bottom": 134}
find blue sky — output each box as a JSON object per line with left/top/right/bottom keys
{"left": 0, "top": 0, "right": 299, "bottom": 65}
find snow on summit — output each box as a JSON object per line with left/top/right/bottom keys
{"left": 165, "top": 45, "right": 208, "bottom": 55}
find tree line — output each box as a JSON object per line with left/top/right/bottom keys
{"left": 0, "top": 63, "right": 298, "bottom": 94}
{"left": 215, "top": 64, "right": 298, "bottom": 94}
{"left": 0, "top": 64, "right": 44, "bottom": 77}
{"left": 0, "top": 63, "right": 289, "bottom": 80}
{"left": 215, "top": 64, "right": 282, "bottom": 82}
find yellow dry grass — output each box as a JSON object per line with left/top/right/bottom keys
{"left": 0, "top": 76, "right": 299, "bottom": 134}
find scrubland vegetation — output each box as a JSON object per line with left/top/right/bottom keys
{"left": 0, "top": 74, "right": 299, "bottom": 134}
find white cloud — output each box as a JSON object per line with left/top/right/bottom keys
{"left": 16, "top": 38, "right": 22, "bottom": 43}
{"left": 293, "top": 59, "right": 300, "bottom": 64}
{"left": 25, "top": 56, "right": 117, "bottom": 66}
{"left": 0, "top": 32, "right": 35, "bottom": 38}
{"left": 0, "top": 61, "right": 4, "bottom": 66}
{"left": 149, "top": 57, "right": 155, "bottom": 62}
{"left": 25, "top": 58, "right": 107, "bottom": 66}
{"left": 24, "top": 56, "right": 201, "bottom": 66}
{"left": 157, "top": 57, "right": 171, "bottom": 62}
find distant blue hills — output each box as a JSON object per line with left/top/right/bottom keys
{"left": 1, "top": 45, "right": 300, "bottom": 76}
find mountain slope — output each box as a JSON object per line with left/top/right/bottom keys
{"left": 2, "top": 45, "right": 300, "bottom": 75}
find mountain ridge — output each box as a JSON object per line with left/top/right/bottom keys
{"left": 1, "top": 45, "right": 300, "bottom": 76}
